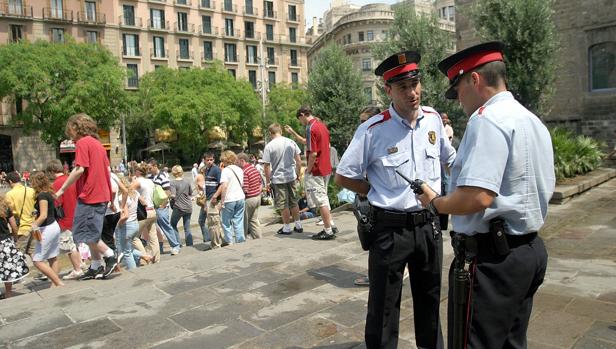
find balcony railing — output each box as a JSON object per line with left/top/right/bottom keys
{"left": 221, "top": 3, "right": 237, "bottom": 13}
{"left": 42, "top": 8, "right": 73, "bottom": 22}
{"left": 266, "top": 57, "right": 277, "bottom": 66}
{"left": 243, "top": 6, "right": 257, "bottom": 16}
{"left": 127, "top": 76, "right": 139, "bottom": 88}
{"left": 0, "top": 2, "right": 33, "bottom": 18}
{"left": 198, "top": 25, "right": 218, "bottom": 35}
{"left": 244, "top": 31, "right": 261, "bottom": 40}
{"left": 119, "top": 16, "right": 143, "bottom": 27}
{"left": 290, "top": 60, "right": 299, "bottom": 67}
{"left": 151, "top": 48, "right": 169, "bottom": 59}
{"left": 148, "top": 20, "right": 170, "bottom": 31}
{"left": 175, "top": 22, "right": 195, "bottom": 33}
{"left": 287, "top": 13, "right": 299, "bottom": 22}
{"left": 177, "top": 50, "right": 194, "bottom": 61}
{"left": 123, "top": 46, "right": 142, "bottom": 57}
{"left": 223, "top": 29, "right": 240, "bottom": 38}
{"left": 174, "top": 0, "right": 192, "bottom": 6}
{"left": 224, "top": 54, "right": 238, "bottom": 63}
{"left": 202, "top": 52, "right": 214, "bottom": 61}
{"left": 198, "top": 0, "right": 215, "bottom": 10}
{"left": 263, "top": 10, "right": 276, "bottom": 19}
{"left": 245, "top": 56, "right": 259, "bottom": 64}
{"left": 77, "top": 12, "right": 106, "bottom": 25}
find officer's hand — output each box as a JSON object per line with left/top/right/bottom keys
{"left": 417, "top": 183, "right": 438, "bottom": 208}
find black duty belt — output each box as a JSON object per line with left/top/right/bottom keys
{"left": 452, "top": 231, "right": 537, "bottom": 257}
{"left": 372, "top": 207, "right": 432, "bottom": 227}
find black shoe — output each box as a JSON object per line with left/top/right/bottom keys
{"left": 311, "top": 230, "right": 336, "bottom": 240}
{"left": 277, "top": 227, "right": 292, "bottom": 235}
{"left": 293, "top": 226, "right": 304, "bottom": 233}
{"left": 99, "top": 255, "right": 118, "bottom": 279}
{"left": 80, "top": 266, "right": 104, "bottom": 281}
{"left": 331, "top": 226, "right": 339, "bottom": 234}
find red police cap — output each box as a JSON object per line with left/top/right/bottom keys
{"left": 437, "top": 41, "right": 505, "bottom": 99}
{"left": 375, "top": 51, "right": 421, "bottom": 84}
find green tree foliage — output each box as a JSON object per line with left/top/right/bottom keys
{"left": 307, "top": 45, "right": 367, "bottom": 150}
{"left": 469, "top": 0, "right": 558, "bottom": 115}
{"left": 130, "top": 64, "right": 261, "bottom": 161}
{"left": 265, "top": 83, "right": 307, "bottom": 132}
{"left": 0, "top": 40, "right": 128, "bottom": 145}
{"left": 372, "top": 4, "right": 462, "bottom": 127}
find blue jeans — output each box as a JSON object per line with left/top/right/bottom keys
{"left": 198, "top": 206, "right": 210, "bottom": 242}
{"left": 156, "top": 207, "right": 180, "bottom": 248}
{"left": 170, "top": 209, "right": 193, "bottom": 246}
{"left": 221, "top": 200, "right": 245, "bottom": 244}
{"left": 115, "top": 220, "right": 139, "bottom": 270}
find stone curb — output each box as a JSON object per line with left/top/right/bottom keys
{"left": 550, "top": 167, "right": 616, "bottom": 204}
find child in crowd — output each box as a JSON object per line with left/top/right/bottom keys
{"left": 0, "top": 195, "right": 29, "bottom": 298}
{"left": 30, "top": 172, "right": 64, "bottom": 288}
{"left": 298, "top": 190, "right": 316, "bottom": 220}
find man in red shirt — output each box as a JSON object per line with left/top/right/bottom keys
{"left": 46, "top": 159, "right": 84, "bottom": 280}
{"left": 238, "top": 153, "right": 263, "bottom": 239}
{"left": 55, "top": 113, "right": 117, "bottom": 280}
{"left": 297, "top": 106, "right": 337, "bottom": 240}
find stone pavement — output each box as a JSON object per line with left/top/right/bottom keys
{"left": 1, "top": 179, "right": 615, "bottom": 349}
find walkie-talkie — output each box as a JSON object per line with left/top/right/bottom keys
{"left": 395, "top": 169, "right": 424, "bottom": 195}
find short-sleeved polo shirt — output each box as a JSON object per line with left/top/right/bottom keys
{"left": 74, "top": 135, "right": 112, "bottom": 204}
{"left": 305, "top": 118, "right": 332, "bottom": 177}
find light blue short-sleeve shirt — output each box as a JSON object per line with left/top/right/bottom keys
{"left": 337, "top": 104, "right": 456, "bottom": 211}
{"left": 450, "top": 91, "right": 555, "bottom": 235}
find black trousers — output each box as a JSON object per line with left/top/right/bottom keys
{"left": 365, "top": 218, "right": 444, "bottom": 349}
{"left": 447, "top": 235, "right": 548, "bottom": 349}
{"left": 102, "top": 212, "right": 120, "bottom": 251}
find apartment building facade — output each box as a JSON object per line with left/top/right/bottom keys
{"left": 307, "top": 0, "right": 455, "bottom": 106}
{"left": 0, "top": 0, "right": 308, "bottom": 171}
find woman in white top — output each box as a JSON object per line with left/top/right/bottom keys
{"left": 211, "top": 151, "right": 246, "bottom": 244}
{"left": 115, "top": 176, "right": 152, "bottom": 269}
{"left": 130, "top": 164, "right": 160, "bottom": 263}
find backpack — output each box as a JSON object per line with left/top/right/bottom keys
{"left": 152, "top": 184, "right": 168, "bottom": 207}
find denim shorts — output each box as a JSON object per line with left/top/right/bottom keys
{"left": 72, "top": 200, "right": 107, "bottom": 244}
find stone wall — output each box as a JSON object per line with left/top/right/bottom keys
{"left": 454, "top": 0, "right": 616, "bottom": 150}
{"left": 0, "top": 128, "right": 56, "bottom": 172}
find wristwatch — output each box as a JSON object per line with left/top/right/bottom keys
{"left": 427, "top": 196, "right": 440, "bottom": 216}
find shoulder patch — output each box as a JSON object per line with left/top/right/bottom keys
{"left": 367, "top": 110, "right": 392, "bottom": 129}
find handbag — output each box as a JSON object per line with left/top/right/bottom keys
{"left": 137, "top": 201, "right": 147, "bottom": 221}
{"left": 196, "top": 193, "right": 207, "bottom": 207}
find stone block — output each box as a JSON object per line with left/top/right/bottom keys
{"left": 566, "top": 298, "right": 616, "bottom": 322}
{"left": 11, "top": 318, "right": 121, "bottom": 349}
{"left": 0, "top": 312, "right": 73, "bottom": 344}
{"left": 573, "top": 337, "right": 616, "bottom": 349}
{"left": 317, "top": 299, "right": 368, "bottom": 328}
{"left": 153, "top": 319, "right": 262, "bottom": 349}
{"left": 236, "top": 315, "right": 340, "bottom": 348}
{"left": 527, "top": 310, "right": 594, "bottom": 348}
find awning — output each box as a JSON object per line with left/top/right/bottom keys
{"left": 59, "top": 139, "right": 75, "bottom": 153}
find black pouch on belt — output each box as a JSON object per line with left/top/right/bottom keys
{"left": 489, "top": 218, "right": 510, "bottom": 256}
{"left": 352, "top": 195, "right": 373, "bottom": 251}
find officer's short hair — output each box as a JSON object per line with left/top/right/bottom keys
{"left": 268, "top": 123, "right": 282, "bottom": 135}
{"left": 470, "top": 61, "right": 507, "bottom": 88}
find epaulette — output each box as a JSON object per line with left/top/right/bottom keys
{"left": 421, "top": 106, "right": 439, "bottom": 116}
{"left": 367, "top": 110, "right": 392, "bottom": 129}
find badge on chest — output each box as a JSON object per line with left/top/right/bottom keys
{"left": 387, "top": 146, "right": 398, "bottom": 154}
{"left": 428, "top": 131, "right": 436, "bottom": 145}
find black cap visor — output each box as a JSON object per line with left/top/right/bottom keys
{"left": 386, "top": 70, "right": 421, "bottom": 85}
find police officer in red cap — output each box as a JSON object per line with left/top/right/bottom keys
{"left": 417, "top": 42, "right": 555, "bottom": 348}
{"left": 335, "top": 51, "right": 456, "bottom": 349}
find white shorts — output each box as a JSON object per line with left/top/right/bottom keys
{"left": 33, "top": 221, "right": 61, "bottom": 262}
{"left": 304, "top": 173, "right": 330, "bottom": 209}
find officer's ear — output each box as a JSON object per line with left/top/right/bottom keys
{"left": 383, "top": 82, "right": 392, "bottom": 95}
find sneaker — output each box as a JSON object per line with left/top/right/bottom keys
{"left": 117, "top": 252, "right": 124, "bottom": 264}
{"left": 170, "top": 247, "right": 180, "bottom": 255}
{"left": 311, "top": 230, "right": 336, "bottom": 240}
{"left": 316, "top": 219, "right": 324, "bottom": 226}
{"left": 99, "top": 255, "right": 118, "bottom": 279}
{"left": 79, "top": 266, "right": 104, "bottom": 281}
{"left": 62, "top": 270, "right": 84, "bottom": 280}
{"left": 276, "top": 227, "right": 292, "bottom": 235}
{"left": 293, "top": 226, "right": 304, "bottom": 234}
{"left": 331, "top": 226, "right": 339, "bottom": 234}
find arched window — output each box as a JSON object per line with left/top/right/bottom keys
{"left": 589, "top": 42, "right": 616, "bottom": 91}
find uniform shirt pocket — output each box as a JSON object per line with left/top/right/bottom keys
{"left": 424, "top": 148, "right": 440, "bottom": 180}
{"left": 379, "top": 151, "right": 413, "bottom": 189}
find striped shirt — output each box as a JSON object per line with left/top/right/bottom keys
{"left": 149, "top": 171, "right": 170, "bottom": 190}
{"left": 242, "top": 163, "right": 263, "bottom": 198}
